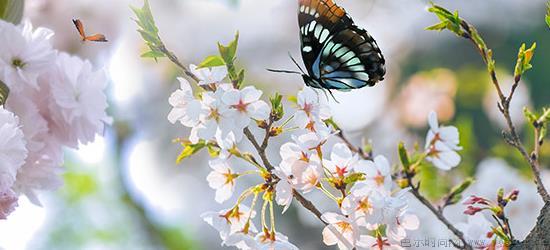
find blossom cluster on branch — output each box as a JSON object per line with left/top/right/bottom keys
{"left": 131, "top": 0, "right": 550, "bottom": 249}
{"left": 0, "top": 20, "right": 110, "bottom": 219}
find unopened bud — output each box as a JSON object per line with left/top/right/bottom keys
{"left": 464, "top": 205, "right": 483, "bottom": 215}
{"left": 269, "top": 126, "right": 283, "bottom": 137}
{"left": 257, "top": 120, "right": 268, "bottom": 129}
{"left": 507, "top": 189, "right": 519, "bottom": 201}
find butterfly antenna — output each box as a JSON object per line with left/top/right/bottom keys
{"left": 288, "top": 52, "right": 306, "bottom": 75}
{"left": 266, "top": 69, "right": 302, "bottom": 75}
{"left": 323, "top": 89, "right": 340, "bottom": 103}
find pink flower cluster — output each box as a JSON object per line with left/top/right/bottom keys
{"left": 0, "top": 20, "right": 110, "bottom": 219}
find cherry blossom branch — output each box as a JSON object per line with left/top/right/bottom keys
{"left": 457, "top": 17, "right": 550, "bottom": 203}
{"left": 157, "top": 44, "right": 202, "bottom": 84}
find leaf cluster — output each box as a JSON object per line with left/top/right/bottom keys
{"left": 131, "top": 0, "right": 165, "bottom": 60}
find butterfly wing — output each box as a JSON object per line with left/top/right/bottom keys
{"left": 298, "top": 0, "right": 350, "bottom": 78}
{"left": 298, "top": 0, "right": 385, "bottom": 90}
{"left": 84, "top": 34, "right": 108, "bottom": 42}
{"left": 72, "top": 19, "right": 86, "bottom": 40}
{"left": 318, "top": 25, "right": 386, "bottom": 89}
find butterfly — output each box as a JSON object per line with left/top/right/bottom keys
{"left": 270, "top": 0, "right": 385, "bottom": 97}
{"left": 72, "top": 19, "right": 108, "bottom": 42}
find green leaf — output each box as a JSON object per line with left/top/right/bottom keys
{"left": 141, "top": 50, "right": 165, "bottom": 58}
{"left": 425, "top": 22, "right": 448, "bottom": 31}
{"left": 514, "top": 42, "right": 536, "bottom": 77}
{"left": 218, "top": 32, "right": 239, "bottom": 65}
{"left": 131, "top": 0, "right": 164, "bottom": 59}
{"left": 197, "top": 55, "right": 225, "bottom": 69}
{"left": 447, "top": 177, "right": 474, "bottom": 205}
{"left": 0, "top": 0, "right": 24, "bottom": 24}
{"left": 546, "top": 2, "right": 550, "bottom": 28}
{"left": 0, "top": 80, "right": 9, "bottom": 105}
{"left": 270, "top": 92, "right": 284, "bottom": 121}
{"left": 523, "top": 107, "right": 537, "bottom": 124}
{"left": 398, "top": 142, "right": 411, "bottom": 172}
{"left": 426, "top": 3, "right": 463, "bottom": 36}
{"left": 236, "top": 69, "right": 245, "bottom": 88}
{"left": 176, "top": 141, "right": 206, "bottom": 164}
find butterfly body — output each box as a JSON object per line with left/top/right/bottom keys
{"left": 298, "top": 0, "right": 385, "bottom": 91}
{"left": 72, "top": 19, "right": 108, "bottom": 42}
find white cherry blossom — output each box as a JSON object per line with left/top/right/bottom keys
{"left": 341, "top": 183, "right": 385, "bottom": 229}
{"left": 295, "top": 87, "right": 331, "bottom": 129}
{"left": 325, "top": 143, "right": 359, "bottom": 179}
{"left": 357, "top": 235, "right": 404, "bottom": 250}
{"left": 167, "top": 77, "right": 202, "bottom": 127}
{"left": 190, "top": 64, "right": 228, "bottom": 86}
{"left": 224, "top": 231, "right": 258, "bottom": 250}
{"left": 222, "top": 85, "right": 270, "bottom": 129}
{"left": 206, "top": 159, "right": 238, "bottom": 203}
{"left": 191, "top": 84, "right": 240, "bottom": 144}
{"left": 380, "top": 189, "right": 419, "bottom": 241}
{"left": 355, "top": 155, "right": 393, "bottom": 192}
{"left": 201, "top": 205, "right": 256, "bottom": 242}
{"left": 321, "top": 212, "right": 362, "bottom": 250}
{"left": 425, "top": 111, "right": 462, "bottom": 170}
{"left": 254, "top": 232, "right": 299, "bottom": 250}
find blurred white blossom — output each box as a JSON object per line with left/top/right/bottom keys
{"left": 0, "top": 107, "right": 27, "bottom": 219}
{"left": 0, "top": 20, "right": 55, "bottom": 91}
{"left": 48, "top": 52, "right": 111, "bottom": 148}
{"left": 0, "top": 20, "right": 109, "bottom": 215}
{"left": 456, "top": 213, "right": 494, "bottom": 249}
{"left": 381, "top": 188, "right": 419, "bottom": 241}
{"left": 425, "top": 111, "right": 462, "bottom": 170}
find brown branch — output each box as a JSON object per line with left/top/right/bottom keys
{"left": 406, "top": 177, "right": 471, "bottom": 249}
{"left": 459, "top": 18, "right": 550, "bottom": 203}
{"left": 336, "top": 130, "right": 372, "bottom": 160}
{"left": 243, "top": 127, "right": 327, "bottom": 225}
{"left": 412, "top": 189, "right": 471, "bottom": 249}
{"left": 157, "top": 44, "right": 202, "bottom": 84}
{"left": 293, "top": 189, "right": 327, "bottom": 225}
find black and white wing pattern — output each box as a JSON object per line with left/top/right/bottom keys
{"left": 298, "top": 0, "right": 386, "bottom": 90}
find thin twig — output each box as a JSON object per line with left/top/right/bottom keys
{"left": 293, "top": 190, "right": 328, "bottom": 225}
{"left": 157, "top": 44, "right": 201, "bottom": 84}
{"left": 336, "top": 130, "right": 372, "bottom": 160}
{"left": 459, "top": 18, "right": 550, "bottom": 203}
